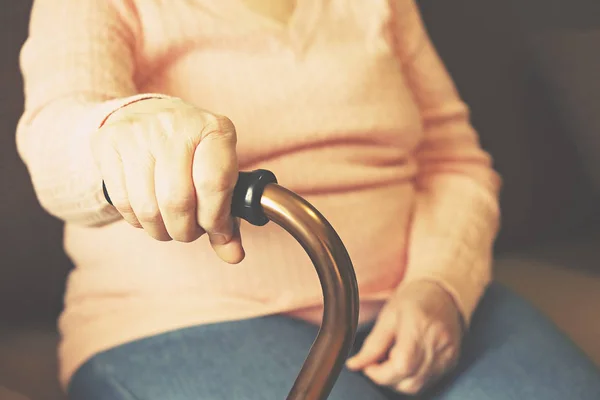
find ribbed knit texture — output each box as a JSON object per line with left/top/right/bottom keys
{"left": 17, "top": 0, "right": 500, "bottom": 388}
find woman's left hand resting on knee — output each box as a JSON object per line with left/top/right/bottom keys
{"left": 347, "top": 280, "right": 463, "bottom": 395}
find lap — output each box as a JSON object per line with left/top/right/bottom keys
{"left": 68, "top": 315, "right": 387, "bottom": 400}
{"left": 68, "top": 282, "right": 600, "bottom": 400}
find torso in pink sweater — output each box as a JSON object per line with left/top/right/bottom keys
{"left": 17, "top": 0, "right": 500, "bottom": 388}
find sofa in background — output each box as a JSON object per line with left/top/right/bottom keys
{"left": 1, "top": 1, "right": 599, "bottom": 398}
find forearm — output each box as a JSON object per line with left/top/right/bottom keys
{"left": 16, "top": 0, "right": 148, "bottom": 225}
{"left": 389, "top": 0, "right": 502, "bottom": 325}
{"left": 402, "top": 173, "right": 500, "bottom": 326}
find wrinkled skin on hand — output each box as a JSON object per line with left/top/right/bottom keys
{"left": 347, "top": 280, "right": 464, "bottom": 395}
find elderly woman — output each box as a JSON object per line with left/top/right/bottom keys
{"left": 16, "top": 0, "right": 600, "bottom": 399}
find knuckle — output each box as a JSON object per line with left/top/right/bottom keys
{"left": 120, "top": 214, "right": 143, "bottom": 229}
{"left": 135, "top": 206, "right": 162, "bottom": 223}
{"left": 432, "top": 323, "right": 453, "bottom": 346}
{"left": 170, "top": 226, "right": 203, "bottom": 243}
{"left": 172, "top": 232, "right": 200, "bottom": 244}
{"left": 127, "top": 218, "right": 143, "bottom": 229}
{"left": 126, "top": 218, "right": 143, "bottom": 229}
{"left": 200, "top": 114, "right": 237, "bottom": 141}
{"left": 112, "top": 199, "right": 132, "bottom": 213}
{"left": 161, "top": 195, "right": 196, "bottom": 215}
{"left": 195, "top": 173, "right": 234, "bottom": 196}
{"left": 407, "top": 304, "right": 426, "bottom": 320}
{"left": 199, "top": 216, "right": 226, "bottom": 236}
{"left": 113, "top": 201, "right": 137, "bottom": 219}
{"left": 147, "top": 231, "right": 172, "bottom": 242}
{"left": 437, "top": 330, "right": 453, "bottom": 347}
{"left": 392, "top": 355, "right": 419, "bottom": 376}
{"left": 110, "top": 119, "right": 141, "bottom": 144}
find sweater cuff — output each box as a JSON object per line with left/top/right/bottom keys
{"left": 401, "top": 237, "right": 493, "bottom": 327}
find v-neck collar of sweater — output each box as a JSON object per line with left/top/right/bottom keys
{"left": 224, "top": 0, "right": 323, "bottom": 52}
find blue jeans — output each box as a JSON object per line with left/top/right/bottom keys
{"left": 68, "top": 283, "right": 600, "bottom": 399}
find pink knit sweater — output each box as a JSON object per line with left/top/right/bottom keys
{"left": 17, "top": 0, "right": 500, "bottom": 388}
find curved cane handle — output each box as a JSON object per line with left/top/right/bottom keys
{"left": 102, "top": 170, "right": 360, "bottom": 400}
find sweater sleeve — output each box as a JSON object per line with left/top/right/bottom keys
{"left": 16, "top": 0, "right": 163, "bottom": 226}
{"left": 392, "top": 1, "right": 502, "bottom": 325}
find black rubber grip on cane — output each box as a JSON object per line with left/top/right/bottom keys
{"left": 102, "top": 169, "right": 277, "bottom": 227}
{"left": 230, "top": 169, "right": 278, "bottom": 226}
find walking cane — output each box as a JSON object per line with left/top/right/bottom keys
{"left": 102, "top": 169, "right": 360, "bottom": 400}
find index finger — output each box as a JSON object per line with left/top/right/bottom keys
{"left": 192, "top": 115, "right": 244, "bottom": 264}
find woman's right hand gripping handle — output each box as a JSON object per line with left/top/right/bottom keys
{"left": 91, "top": 97, "right": 244, "bottom": 264}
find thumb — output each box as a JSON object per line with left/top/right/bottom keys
{"left": 346, "top": 314, "right": 396, "bottom": 371}
{"left": 209, "top": 216, "right": 245, "bottom": 264}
